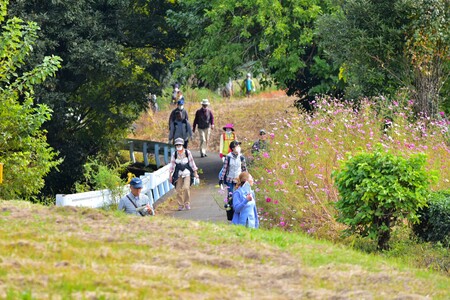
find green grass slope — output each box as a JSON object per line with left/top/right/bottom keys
{"left": 0, "top": 200, "right": 448, "bottom": 299}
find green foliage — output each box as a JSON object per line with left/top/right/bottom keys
{"left": 316, "top": 0, "right": 411, "bottom": 99}
{"left": 316, "top": 0, "right": 449, "bottom": 114}
{"left": 75, "top": 158, "right": 125, "bottom": 192}
{"left": 332, "top": 146, "right": 436, "bottom": 250}
{"left": 75, "top": 157, "right": 127, "bottom": 208}
{"left": 8, "top": 0, "right": 183, "bottom": 195}
{"left": 413, "top": 190, "right": 450, "bottom": 247}
{"left": 405, "top": 0, "right": 450, "bottom": 116}
{"left": 0, "top": 0, "right": 62, "bottom": 200}
{"left": 168, "top": 0, "right": 342, "bottom": 97}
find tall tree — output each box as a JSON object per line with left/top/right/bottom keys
{"left": 316, "top": 0, "right": 449, "bottom": 114}
{"left": 168, "top": 0, "right": 343, "bottom": 98}
{"left": 0, "top": 0, "right": 61, "bottom": 200}
{"left": 406, "top": 0, "right": 449, "bottom": 116}
{"left": 8, "top": 0, "right": 183, "bottom": 194}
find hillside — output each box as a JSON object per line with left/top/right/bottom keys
{"left": 1, "top": 200, "right": 449, "bottom": 299}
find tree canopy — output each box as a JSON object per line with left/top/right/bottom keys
{"left": 0, "top": 0, "right": 61, "bottom": 200}
{"left": 168, "top": 0, "right": 343, "bottom": 97}
{"left": 316, "top": 0, "right": 449, "bottom": 115}
{"left": 8, "top": 0, "right": 184, "bottom": 194}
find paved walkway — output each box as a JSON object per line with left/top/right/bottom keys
{"left": 167, "top": 149, "right": 229, "bottom": 224}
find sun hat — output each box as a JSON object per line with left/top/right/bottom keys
{"left": 201, "top": 99, "right": 210, "bottom": 106}
{"left": 222, "top": 123, "right": 234, "bottom": 131}
{"left": 229, "top": 140, "right": 241, "bottom": 150}
{"left": 174, "top": 138, "right": 184, "bottom": 145}
{"left": 130, "top": 177, "right": 143, "bottom": 189}
{"left": 247, "top": 73, "right": 251, "bottom": 77}
{"left": 177, "top": 99, "right": 184, "bottom": 105}
{"left": 259, "top": 129, "right": 266, "bottom": 135}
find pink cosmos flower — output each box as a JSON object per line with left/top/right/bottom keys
{"left": 263, "top": 152, "right": 270, "bottom": 158}
{"left": 266, "top": 197, "right": 272, "bottom": 203}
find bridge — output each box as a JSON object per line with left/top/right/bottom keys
{"left": 56, "top": 139, "right": 176, "bottom": 209}
{"left": 120, "top": 138, "right": 175, "bottom": 169}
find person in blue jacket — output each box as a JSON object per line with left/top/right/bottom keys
{"left": 231, "top": 172, "right": 259, "bottom": 228}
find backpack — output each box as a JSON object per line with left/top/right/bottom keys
{"left": 218, "top": 154, "right": 245, "bottom": 181}
{"left": 173, "top": 150, "right": 194, "bottom": 186}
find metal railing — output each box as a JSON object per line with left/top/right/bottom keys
{"left": 121, "top": 138, "right": 175, "bottom": 169}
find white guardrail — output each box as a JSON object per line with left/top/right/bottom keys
{"left": 56, "top": 164, "right": 174, "bottom": 208}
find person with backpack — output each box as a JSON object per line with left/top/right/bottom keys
{"left": 242, "top": 73, "right": 254, "bottom": 98}
{"left": 192, "top": 99, "right": 215, "bottom": 157}
{"left": 171, "top": 83, "right": 180, "bottom": 105}
{"left": 219, "top": 140, "right": 247, "bottom": 205}
{"left": 219, "top": 123, "right": 236, "bottom": 161}
{"left": 168, "top": 138, "right": 199, "bottom": 211}
{"left": 169, "top": 110, "right": 193, "bottom": 149}
{"left": 168, "top": 99, "right": 189, "bottom": 129}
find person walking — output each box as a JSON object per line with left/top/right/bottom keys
{"left": 171, "top": 83, "right": 180, "bottom": 105}
{"left": 168, "top": 99, "right": 189, "bottom": 129}
{"left": 169, "top": 138, "right": 199, "bottom": 211}
{"left": 118, "top": 177, "right": 155, "bottom": 216}
{"left": 169, "top": 110, "right": 193, "bottom": 149}
{"left": 219, "top": 123, "right": 236, "bottom": 160}
{"left": 192, "top": 99, "right": 215, "bottom": 157}
{"left": 219, "top": 140, "right": 247, "bottom": 200}
{"left": 231, "top": 172, "right": 259, "bottom": 228}
{"left": 243, "top": 73, "right": 254, "bottom": 98}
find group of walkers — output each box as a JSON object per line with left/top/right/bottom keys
{"left": 120, "top": 75, "right": 264, "bottom": 229}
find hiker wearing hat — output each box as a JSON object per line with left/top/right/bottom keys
{"left": 169, "top": 110, "right": 193, "bottom": 148}
{"left": 242, "top": 73, "right": 254, "bottom": 98}
{"left": 219, "top": 123, "right": 236, "bottom": 160}
{"left": 168, "top": 98, "right": 189, "bottom": 129}
{"left": 193, "top": 99, "right": 215, "bottom": 157}
{"left": 251, "top": 129, "right": 268, "bottom": 154}
{"left": 219, "top": 140, "right": 247, "bottom": 200}
{"left": 169, "top": 138, "right": 199, "bottom": 211}
{"left": 118, "top": 177, "right": 155, "bottom": 216}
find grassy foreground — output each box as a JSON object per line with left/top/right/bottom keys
{"left": 0, "top": 200, "right": 449, "bottom": 299}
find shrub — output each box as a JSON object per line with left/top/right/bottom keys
{"left": 0, "top": 4, "right": 62, "bottom": 200}
{"left": 332, "top": 146, "right": 436, "bottom": 250}
{"left": 413, "top": 190, "right": 450, "bottom": 247}
{"left": 75, "top": 158, "right": 127, "bottom": 208}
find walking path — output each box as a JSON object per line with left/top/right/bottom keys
{"left": 164, "top": 149, "right": 229, "bottom": 224}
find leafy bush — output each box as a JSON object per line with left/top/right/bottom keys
{"left": 75, "top": 158, "right": 127, "bottom": 208}
{"left": 0, "top": 3, "right": 62, "bottom": 200}
{"left": 251, "top": 97, "right": 450, "bottom": 238}
{"left": 332, "top": 146, "right": 436, "bottom": 250}
{"left": 413, "top": 190, "right": 450, "bottom": 247}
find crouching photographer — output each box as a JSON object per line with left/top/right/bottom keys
{"left": 118, "top": 177, "right": 155, "bottom": 216}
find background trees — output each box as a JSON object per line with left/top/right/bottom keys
{"left": 0, "top": 0, "right": 61, "bottom": 199}
{"left": 8, "top": 0, "right": 183, "bottom": 194}
{"left": 316, "top": 0, "right": 449, "bottom": 115}
{"left": 168, "top": 0, "right": 344, "bottom": 98}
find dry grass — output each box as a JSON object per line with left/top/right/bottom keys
{"left": 1, "top": 200, "right": 449, "bottom": 299}
{"left": 131, "top": 90, "right": 295, "bottom": 154}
